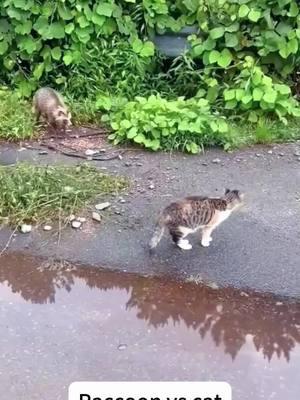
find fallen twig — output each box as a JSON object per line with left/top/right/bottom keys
{"left": 41, "top": 143, "right": 127, "bottom": 161}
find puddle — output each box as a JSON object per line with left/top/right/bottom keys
{"left": 0, "top": 253, "right": 299, "bottom": 400}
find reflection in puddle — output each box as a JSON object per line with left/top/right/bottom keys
{"left": 0, "top": 253, "right": 299, "bottom": 400}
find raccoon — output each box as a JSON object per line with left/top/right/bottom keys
{"left": 149, "top": 189, "right": 244, "bottom": 251}
{"left": 32, "top": 87, "right": 72, "bottom": 132}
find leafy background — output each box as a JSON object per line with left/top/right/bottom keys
{"left": 1, "top": 0, "right": 300, "bottom": 151}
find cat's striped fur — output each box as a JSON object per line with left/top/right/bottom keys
{"left": 149, "top": 189, "right": 244, "bottom": 251}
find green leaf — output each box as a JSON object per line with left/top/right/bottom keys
{"left": 206, "top": 86, "right": 219, "bottom": 103}
{"left": 224, "top": 89, "right": 235, "bottom": 101}
{"left": 47, "top": 22, "right": 65, "bottom": 39}
{"left": 263, "top": 90, "right": 277, "bottom": 103}
{"left": 248, "top": 9, "right": 261, "bottom": 22}
{"left": 210, "top": 26, "right": 225, "bottom": 39}
{"left": 150, "top": 139, "right": 160, "bottom": 151}
{"left": 0, "top": 40, "right": 8, "bottom": 55}
{"left": 33, "top": 16, "right": 48, "bottom": 35}
{"left": 187, "top": 142, "right": 199, "bottom": 154}
{"left": 217, "top": 49, "right": 232, "bottom": 68}
{"left": 276, "top": 21, "right": 292, "bottom": 36}
{"left": 235, "top": 89, "right": 244, "bottom": 101}
{"left": 225, "top": 33, "right": 238, "bottom": 47}
{"left": 274, "top": 84, "right": 291, "bottom": 95}
{"left": 65, "top": 23, "right": 75, "bottom": 34}
{"left": 248, "top": 112, "right": 258, "bottom": 123}
{"left": 225, "top": 22, "right": 239, "bottom": 33}
{"left": 238, "top": 4, "right": 250, "bottom": 18}
{"left": 192, "top": 43, "right": 204, "bottom": 57}
{"left": 63, "top": 52, "right": 73, "bottom": 66}
{"left": 252, "top": 72, "right": 262, "bottom": 86}
{"left": 225, "top": 100, "right": 237, "bottom": 109}
{"left": 15, "top": 20, "right": 32, "bottom": 35}
{"left": 91, "top": 14, "right": 105, "bottom": 26}
{"left": 140, "top": 41, "right": 155, "bottom": 57}
{"left": 252, "top": 88, "right": 263, "bottom": 101}
{"left": 58, "top": 4, "right": 73, "bottom": 20}
{"left": 203, "top": 37, "right": 216, "bottom": 51}
{"left": 19, "top": 36, "right": 37, "bottom": 54}
{"left": 120, "top": 119, "right": 131, "bottom": 129}
{"left": 287, "top": 38, "right": 298, "bottom": 54}
{"left": 51, "top": 47, "right": 61, "bottom": 60}
{"left": 132, "top": 38, "right": 143, "bottom": 53}
{"left": 288, "top": 1, "right": 299, "bottom": 17}
{"left": 110, "top": 122, "right": 119, "bottom": 130}
{"left": 13, "top": 0, "right": 26, "bottom": 8}
{"left": 134, "top": 133, "right": 146, "bottom": 144}
{"left": 241, "top": 94, "right": 252, "bottom": 104}
{"left": 33, "top": 63, "right": 44, "bottom": 79}
{"left": 127, "top": 127, "right": 138, "bottom": 139}
{"left": 77, "top": 15, "right": 89, "bottom": 28}
{"left": 218, "top": 119, "right": 228, "bottom": 133}
{"left": 96, "top": 3, "right": 114, "bottom": 17}
{"left": 208, "top": 50, "right": 220, "bottom": 63}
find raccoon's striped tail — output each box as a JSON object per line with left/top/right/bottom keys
{"left": 149, "top": 216, "right": 166, "bottom": 250}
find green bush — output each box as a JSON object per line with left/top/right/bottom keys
{"left": 103, "top": 94, "right": 230, "bottom": 153}
{"left": 0, "top": 87, "right": 36, "bottom": 140}
{"left": 1, "top": 0, "right": 300, "bottom": 145}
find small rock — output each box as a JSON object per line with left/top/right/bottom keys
{"left": 18, "top": 147, "right": 26, "bottom": 152}
{"left": 114, "top": 210, "right": 121, "bottom": 215}
{"left": 20, "top": 224, "right": 32, "bottom": 234}
{"left": 68, "top": 214, "right": 76, "bottom": 222}
{"left": 39, "top": 150, "right": 48, "bottom": 155}
{"left": 267, "top": 150, "right": 273, "bottom": 155}
{"left": 294, "top": 151, "right": 300, "bottom": 157}
{"left": 136, "top": 162, "right": 143, "bottom": 167}
{"left": 77, "top": 217, "right": 86, "bottom": 223}
{"left": 118, "top": 344, "right": 127, "bottom": 351}
{"left": 85, "top": 149, "right": 98, "bottom": 156}
{"left": 124, "top": 162, "right": 132, "bottom": 167}
{"left": 201, "top": 162, "right": 208, "bottom": 166}
{"left": 149, "top": 184, "right": 155, "bottom": 190}
{"left": 278, "top": 152, "right": 284, "bottom": 156}
{"left": 95, "top": 202, "right": 110, "bottom": 211}
{"left": 255, "top": 153, "right": 262, "bottom": 157}
{"left": 118, "top": 154, "right": 123, "bottom": 160}
{"left": 212, "top": 158, "right": 221, "bottom": 164}
{"left": 43, "top": 225, "right": 52, "bottom": 231}
{"left": 99, "top": 149, "right": 106, "bottom": 153}
{"left": 72, "top": 221, "right": 82, "bottom": 229}
{"left": 92, "top": 212, "right": 101, "bottom": 222}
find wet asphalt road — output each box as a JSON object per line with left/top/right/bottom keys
{"left": 0, "top": 142, "right": 300, "bottom": 297}
{"left": 0, "top": 253, "right": 299, "bottom": 400}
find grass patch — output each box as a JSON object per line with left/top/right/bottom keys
{"left": 0, "top": 163, "right": 128, "bottom": 227}
{"left": 0, "top": 88, "right": 36, "bottom": 141}
{"left": 227, "top": 118, "right": 300, "bottom": 149}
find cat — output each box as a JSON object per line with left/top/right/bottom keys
{"left": 149, "top": 189, "right": 244, "bottom": 251}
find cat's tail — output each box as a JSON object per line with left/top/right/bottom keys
{"left": 149, "top": 215, "right": 166, "bottom": 250}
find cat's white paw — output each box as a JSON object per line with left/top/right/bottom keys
{"left": 178, "top": 239, "right": 192, "bottom": 250}
{"left": 201, "top": 239, "right": 211, "bottom": 247}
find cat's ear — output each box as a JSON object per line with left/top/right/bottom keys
{"left": 224, "top": 188, "right": 230, "bottom": 195}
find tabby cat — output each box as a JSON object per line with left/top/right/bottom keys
{"left": 149, "top": 189, "right": 244, "bottom": 251}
